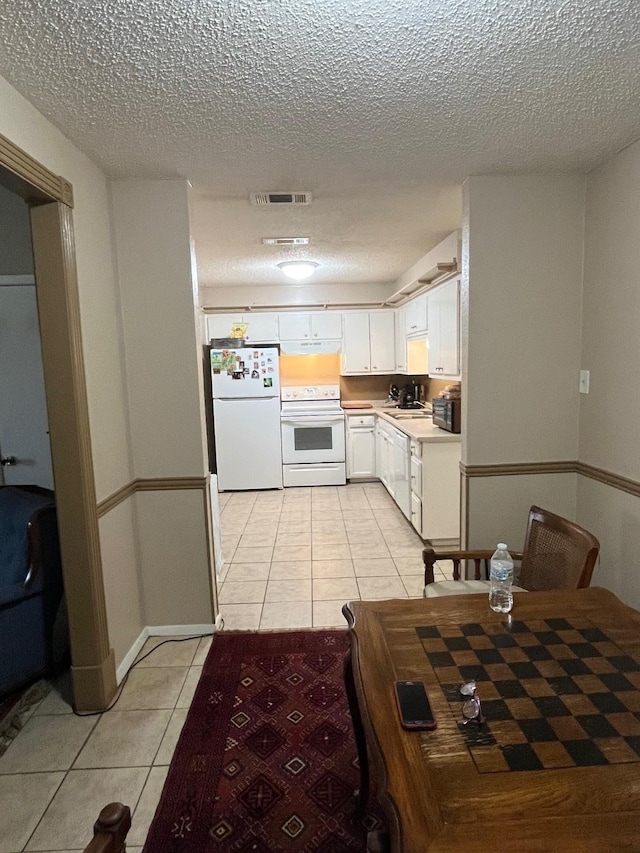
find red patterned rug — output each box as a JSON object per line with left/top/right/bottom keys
{"left": 144, "top": 630, "right": 382, "bottom": 852}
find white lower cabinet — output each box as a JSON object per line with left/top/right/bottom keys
{"left": 346, "top": 415, "right": 376, "bottom": 479}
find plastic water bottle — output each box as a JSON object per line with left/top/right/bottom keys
{"left": 489, "top": 543, "right": 514, "bottom": 613}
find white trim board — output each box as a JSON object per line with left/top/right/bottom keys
{"left": 115, "top": 618, "right": 221, "bottom": 684}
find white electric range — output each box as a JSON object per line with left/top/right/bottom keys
{"left": 280, "top": 385, "right": 346, "bottom": 487}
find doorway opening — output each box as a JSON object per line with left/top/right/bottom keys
{"left": 0, "top": 138, "right": 117, "bottom": 712}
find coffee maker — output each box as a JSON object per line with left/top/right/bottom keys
{"left": 399, "top": 382, "right": 421, "bottom": 408}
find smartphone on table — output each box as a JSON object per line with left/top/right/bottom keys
{"left": 394, "top": 680, "right": 437, "bottom": 731}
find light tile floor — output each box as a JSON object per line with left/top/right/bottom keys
{"left": 0, "top": 482, "right": 450, "bottom": 852}
{"left": 216, "top": 482, "right": 448, "bottom": 629}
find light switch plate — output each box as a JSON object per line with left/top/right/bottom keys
{"left": 579, "top": 370, "right": 590, "bottom": 394}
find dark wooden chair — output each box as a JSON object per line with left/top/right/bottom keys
{"left": 82, "top": 804, "right": 131, "bottom": 853}
{"left": 423, "top": 505, "right": 599, "bottom": 597}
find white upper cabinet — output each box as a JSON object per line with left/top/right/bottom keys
{"left": 427, "top": 278, "right": 460, "bottom": 378}
{"left": 278, "top": 311, "right": 342, "bottom": 340}
{"left": 242, "top": 313, "right": 279, "bottom": 343}
{"left": 342, "top": 311, "right": 395, "bottom": 375}
{"left": 405, "top": 292, "right": 428, "bottom": 337}
{"left": 206, "top": 312, "right": 279, "bottom": 343}
{"left": 395, "top": 305, "right": 407, "bottom": 373}
{"left": 342, "top": 313, "right": 371, "bottom": 373}
{"left": 310, "top": 312, "right": 342, "bottom": 339}
{"left": 369, "top": 311, "right": 396, "bottom": 372}
{"left": 206, "top": 313, "right": 242, "bottom": 341}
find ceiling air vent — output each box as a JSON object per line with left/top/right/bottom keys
{"left": 251, "top": 191, "right": 312, "bottom": 206}
{"left": 261, "top": 237, "right": 309, "bottom": 245}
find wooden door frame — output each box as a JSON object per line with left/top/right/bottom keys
{"left": 0, "top": 133, "right": 116, "bottom": 711}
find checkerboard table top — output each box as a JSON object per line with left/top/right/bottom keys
{"left": 417, "top": 617, "right": 640, "bottom": 773}
{"left": 344, "top": 589, "right": 640, "bottom": 852}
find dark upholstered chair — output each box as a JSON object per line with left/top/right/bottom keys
{"left": 0, "top": 485, "right": 64, "bottom": 696}
{"left": 423, "top": 505, "right": 599, "bottom": 598}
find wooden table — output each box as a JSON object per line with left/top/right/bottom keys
{"left": 343, "top": 588, "right": 640, "bottom": 852}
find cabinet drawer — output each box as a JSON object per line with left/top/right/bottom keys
{"left": 348, "top": 414, "right": 375, "bottom": 428}
{"left": 410, "top": 441, "right": 422, "bottom": 459}
{"left": 410, "top": 455, "right": 422, "bottom": 495}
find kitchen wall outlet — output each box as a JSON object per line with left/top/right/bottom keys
{"left": 579, "top": 370, "right": 590, "bottom": 394}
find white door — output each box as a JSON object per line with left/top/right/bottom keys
{"left": 214, "top": 396, "right": 283, "bottom": 490}
{"left": 395, "top": 305, "right": 407, "bottom": 373}
{"left": 242, "top": 313, "right": 279, "bottom": 343}
{"left": 342, "top": 313, "right": 371, "bottom": 374}
{"left": 347, "top": 428, "right": 376, "bottom": 478}
{"left": 369, "top": 311, "right": 396, "bottom": 373}
{"left": 0, "top": 285, "right": 53, "bottom": 488}
{"left": 428, "top": 279, "right": 460, "bottom": 377}
{"left": 311, "top": 312, "right": 342, "bottom": 339}
{"left": 278, "top": 313, "right": 310, "bottom": 340}
{"left": 211, "top": 347, "right": 280, "bottom": 398}
{"left": 207, "top": 313, "right": 243, "bottom": 340}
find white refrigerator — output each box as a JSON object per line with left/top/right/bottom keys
{"left": 211, "top": 345, "right": 283, "bottom": 490}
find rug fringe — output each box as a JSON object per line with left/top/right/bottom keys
{"left": 0, "top": 680, "right": 51, "bottom": 757}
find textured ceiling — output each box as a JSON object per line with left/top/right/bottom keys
{"left": 1, "top": 0, "right": 640, "bottom": 288}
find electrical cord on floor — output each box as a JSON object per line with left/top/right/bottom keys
{"left": 71, "top": 630, "right": 219, "bottom": 717}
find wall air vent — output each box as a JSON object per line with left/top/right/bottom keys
{"left": 261, "top": 237, "right": 309, "bottom": 245}
{"left": 251, "top": 191, "right": 312, "bottom": 206}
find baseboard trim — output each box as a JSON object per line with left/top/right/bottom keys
{"left": 116, "top": 627, "right": 149, "bottom": 685}
{"left": 146, "top": 623, "right": 217, "bottom": 636}
{"left": 116, "top": 620, "right": 221, "bottom": 685}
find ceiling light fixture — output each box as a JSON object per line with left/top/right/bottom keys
{"left": 277, "top": 261, "right": 319, "bottom": 281}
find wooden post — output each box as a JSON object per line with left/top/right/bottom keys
{"left": 83, "top": 803, "right": 131, "bottom": 853}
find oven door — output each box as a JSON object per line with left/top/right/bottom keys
{"left": 281, "top": 415, "right": 345, "bottom": 464}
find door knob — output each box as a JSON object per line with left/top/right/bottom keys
{"left": 1, "top": 456, "right": 17, "bottom": 467}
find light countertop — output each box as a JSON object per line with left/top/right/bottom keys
{"left": 342, "top": 403, "right": 462, "bottom": 443}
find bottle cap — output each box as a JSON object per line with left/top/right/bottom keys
{"left": 497, "top": 543, "right": 507, "bottom": 550}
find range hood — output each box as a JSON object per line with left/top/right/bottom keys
{"left": 279, "top": 340, "right": 342, "bottom": 355}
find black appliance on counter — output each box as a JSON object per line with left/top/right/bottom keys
{"left": 432, "top": 396, "right": 461, "bottom": 433}
{"left": 399, "top": 382, "right": 422, "bottom": 409}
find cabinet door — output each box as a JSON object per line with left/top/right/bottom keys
{"left": 311, "top": 312, "right": 342, "bottom": 339}
{"left": 278, "top": 313, "right": 310, "bottom": 340}
{"left": 411, "top": 491, "right": 423, "bottom": 536}
{"left": 395, "top": 306, "right": 407, "bottom": 373}
{"left": 410, "top": 454, "right": 422, "bottom": 496}
{"left": 206, "top": 313, "right": 243, "bottom": 340}
{"left": 428, "top": 279, "right": 460, "bottom": 377}
{"left": 347, "top": 429, "right": 376, "bottom": 479}
{"left": 369, "top": 311, "right": 396, "bottom": 373}
{"left": 342, "top": 312, "right": 371, "bottom": 374}
{"left": 405, "top": 293, "right": 428, "bottom": 336}
{"left": 242, "top": 313, "right": 279, "bottom": 343}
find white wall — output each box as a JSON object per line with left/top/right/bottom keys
{"left": 579, "top": 138, "right": 640, "bottom": 608}
{"left": 201, "top": 281, "right": 391, "bottom": 309}
{"left": 463, "top": 175, "right": 585, "bottom": 548}
{"left": 0, "top": 73, "right": 143, "bottom": 665}
{"left": 110, "top": 179, "right": 213, "bottom": 626}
